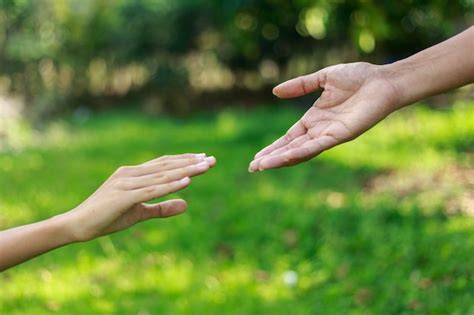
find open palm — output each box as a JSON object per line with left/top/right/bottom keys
{"left": 249, "top": 62, "right": 400, "bottom": 171}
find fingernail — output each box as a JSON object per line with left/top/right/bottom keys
{"left": 248, "top": 161, "right": 258, "bottom": 173}
{"left": 205, "top": 156, "right": 216, "bottom": 164}
{"left": 179, "top": 177, "right": 190, "bottom": 184}
{"left": 272, "top": 86, "right": 280, "bottom": 96}
{"left": 195, "top": 153, "right": 206, "bottom": 158}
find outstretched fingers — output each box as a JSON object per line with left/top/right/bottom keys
{"left": 250, "top": 121, "right": 306, "bottom": 172}
{"left": 254, "top": 121, "right": 303, "bottom": 158}
{"left": 139, "top": 156, "right": 215, "bottom": 177}
{"left": 133, "top": 177, "right": 192, "bottom": 203}
{"left": 262, "top": 134, "right": 312, "bottom": 157}
{"left": 273, "top": 70, "right": 324, "bottom": 99}
{"left": 112, "top": 154, "right": 217, "bottom": 203}
{"left": 118, "top": 155, "right": 215, "bottom": 178}
{"left": 255, "top": 135, "right": 339, "bottom": 171}
{"left": 124, "top": 157, "right": 215, "bottom": 190}
{"left": 250, "top": 134, "right": 311, "bottom": 172}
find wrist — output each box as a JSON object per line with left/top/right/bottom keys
{"left": 377, "top": 62, "right": 411, "bottom": 110}
{"left": 48, "top": 212, "right": 82, "bottom": 244}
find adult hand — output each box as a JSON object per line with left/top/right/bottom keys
{"left": 249, "top": 62, "right": 401, "bottom": 172}
{"left": 66, "top": 153, "right": 216, "bottom": 241}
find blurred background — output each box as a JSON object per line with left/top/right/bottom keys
{"left": 0, "top": 0, "right": 473, "bottom": 124}
{"left": 0, "top": 0, "right": 473, "bottom": 314}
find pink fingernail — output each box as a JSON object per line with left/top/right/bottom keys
{"left": 248, "top": 160, "right": 259, "bottom": 172}
{"left": 205, "top": 156, "right": 216, "bottom": 164}
{"left": 195, "top": 153, "right": 206, "bottom": 158}
{"left": 179, "top": 177, "right": 190, "bottom": 184}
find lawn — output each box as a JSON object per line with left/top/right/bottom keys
{"left": 0, "top": 101, "right": 473, "bottom": 314}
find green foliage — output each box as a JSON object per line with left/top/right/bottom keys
{"left": 1, "top": 102, "right": 473, "bottom": 314}
{"left": 0, "top": 0, "right": 471, "bottom": 118}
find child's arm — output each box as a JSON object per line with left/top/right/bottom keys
{"left": 0, "top": 153, "right": 216, "bottom": 271}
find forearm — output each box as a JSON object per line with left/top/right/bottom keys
{"left": 382, "top": 26, "right": 474, "bottom": 108}
{"left": 0, "top": 214, "right": 76, "bottom": 271}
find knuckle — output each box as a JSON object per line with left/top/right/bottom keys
{"left": 161, "top": 161, "right": 171, "bottom": 168}
{"left": 112, "top": 178, "right": 126, "bottom": 188}
{"left": 283, "top": 134, "right": 293, "bottom": 142}
{"left": 160, "top": 174, "right": 171, "bottom": 182}
{"left": 136, "top": 208, "right": 149, "bottom": 222}
{"left": 116, "top": 166, "right": 131, "bottom": 175}
{"left": 114, "top": 167, "right": 124, "bottom": 176}
{"left": 154, "top": 204, "right": 164, "bottom": 217}
{"left": 180, "top": 168, "right": 191, "bottom": 176}
{"left": 144, "top": 186, "right": 156, "bottom": 195}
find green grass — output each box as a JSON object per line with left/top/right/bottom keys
{"left": 1, "top": 101, "right": 473, "bottom": 314}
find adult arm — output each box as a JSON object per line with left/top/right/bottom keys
{"left": 249, "top": 26, "right": 474, "bottom": 172}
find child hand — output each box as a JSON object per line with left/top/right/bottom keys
{"left": 65, "top": 153, "right": 216, "bottom": 241}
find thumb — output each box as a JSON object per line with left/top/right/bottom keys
{"left": 142, "top": 199, "right": 188, "bottom": 219}
{"left": 273, "top": 70, "right": 324, "bottom": 99}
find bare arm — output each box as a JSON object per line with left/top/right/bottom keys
{"left": 249, "top": 26, "right": 474, "bottom": 172}
{"left": 386, "top": 26, "right": 474, "bottom": 107}
{"left": 0, "top": 153, "right": 216, "bottom": 271}
{"left": 0, "top": 215, "right": 75, "bottom": 272}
